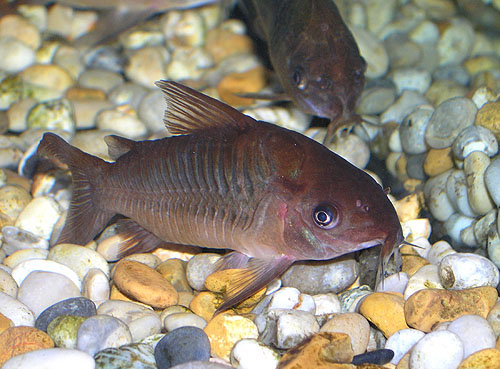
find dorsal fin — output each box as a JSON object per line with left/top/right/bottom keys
{"left": 104, "top": 135, "right": 136, "bottom": 160}
{"left": 155, "top": 80, "right": 255, "bottom": 135}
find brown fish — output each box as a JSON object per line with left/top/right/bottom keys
{"left": 37, "top": 81, "right": 402, "bottom": 312}
{"left": 240, "top": 0, "right": 366, "bottom": 140}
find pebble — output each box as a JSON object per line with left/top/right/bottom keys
{"left": 78, "top": 69, "right": 124, "bottom": 93}
{"left": 0, "top": 268, "right": 18, "bottom": 297}
{"left": 447, "top": 314, "right": 496, "bottom": 358}
{"left": 186, "top": 253, "right": 221, "bottom": 291}
{"left": 189, "top": 291, "right": 219, "bottom": 322}
{"left": 71, "top": 100, "right": 113, "bottom": 130}
{"left": 217, "top": 67, "right": 266, "bottom": 107}
{"left": 458, "top": 348, "right": 500, "bottom": 369}
{"left": 163, "top": 312, "right": 207, "bottom": 332}
{"left": 280, "top": 259, "right": 358, "bottom": 295}
{"left": 82, "top": 268, "right": 110, "bottom": 302}
{"left": 155, "top": 326, "right": 211, "bottom": 369}
{"left": 312, "top": 293, "right": 341, "bottom": 316}
{"left": 445, "top": 170, "right": 476, "bottom": 218}
{"left": 424, "top": 147, "right": 454, "bottom": 177}
{"left": 1, "top": 348, "right": 95, "bottom": 369}
{"left": 156, "top": 258, "right": 192, "bottom": 293}
{"left": 0, "top": 37, "right": 35, "bottom": 73}
{"left": 0, "top": 290, "right": 35, "bottom": 326}
{"left": 258, "top": 309, "right": 319, "bottom": 350}
{"left": 95, "top": 343, "right": 156, "bottom": 369}
{"left": 424, "top": 97, "right": 477, "bottom": 149}
{"left": 380, "top": 90, "right": 428, "bottom": 124}
{"left": 97, "top": 300, "right": 161, "bottom": 342}
{"left": 230, "top": 338, "right": 280, "bottom": 369}
{"left": 77, "top": 315, "right": 132, "bottom": 356}
{"left": 0, "top": 14, "right": 41, "bottom": 49}
{"left": 385, "top": 328, "right": 425, "bottom": 365}
{"left": 437, "top": 19, "right": 474, "bottom": 66}
{"left": 475, "top": 101, "right": 500, "bottom": 140}
{"left": 138, "top": 90, "right": 167, "bottom": 133}
{"left": 35, "top": 296, "right": 96, "bottom": 332}
{"left": 11, "top": 259, "right": 81, "bottom": 289}
{"left": 0, "top": 312, "right": 13, "bottom": 333}
{"left": 356, "top": 85, "right": 395, "bottom": 115}
{"left": 351, "top": 26, "right": 389, "bottom": 79}
{"left": 399, "top": 104, "right": 433, "bottom": 155}
{"left": 464, "top": 151, "right": 495, "bottom": 215}
{"left": 47, "top": 315, "right": 86, "bottom": 349}
{"left": 438, "top": 253, "right": 500, "bottom": 290}
{"left": 359, "top": 292, "right": 408, "bottom": 337}
{"left": 485, "top": 157, "right": 500, "bottom": 207}
{"left": 352, "top": 349, "right": 394, "bottom": 365}
{"left": 266, "top": 287, "right": 315, "bottom": 313}
{"left": 409, "top": 330, "right": 464, "bottom": 369}
{"left": 426, "top": 240, "right": 457, "bottom": 265}
{"left": 487, "top": 301, "right": 500, "bottom": 337}
{"left": 48, "top": 243, "right": 110, "bottom": 280}
{"left": 165, "top": 47, "right": 213, "bottom": 81}
{"left": 0, "top": 184, "right": 32, "bottom": 222}
{"left": 276, "top": 332, "right": 353, "bottom": 369}
{"left": 391, "top": 68, "right": 431, "bottom": 94}
{"left": 20, "top": 64, "right": 74, "bottom": 93}
{"left": 0, "top": 226, "right": 48, "bottom": 256}
{"left": 95, "top": 108, "right": 147, "bottom": 139}
{"left": 452, "top": 125, "right": 498, "bottom": 160}
{"left": 0, "top": 326, "right": 54, "bottom": 366}
{"left": 113, "top": 260, "right": 178, "bottom": 309}
{"left": 319, "top": 312, "right": 370, "bottom": 355}
{"left": 125, "top": 46, "right": 168, "bottom": 88}
{"left": 14, "top": 196, "right": 62, "bottom": 240}
{"left": 404, "top": 286, "right": 498, "bottom": 332}
{"left": 338, "top": 285, "right": 372, "bottom": 313}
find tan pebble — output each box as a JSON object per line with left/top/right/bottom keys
{"left": 395, "top": 153, "right": 409, "bottom": 182}
{"left": 403, "top": 178, "right": 423, "bottom": 193}
{"left": 20, "top": 64, "right": 74, "bottom": 92}
{"left": 113, "top": 260, "right": 178, "bottom": 309}
{"left": 204, "top": 313, "right": 258, "bottom": 361}
{"left": 0, "top": 14, "right": 41, "bottom": 49}
{"left": 0, "top": 313, "right": 13, "bottom": 334}
{"left": 458, "top": 348, "right": 500, "bottom": 369}
{"left": 156, "top": 258, "right": 192, "bottom": 292}
{"left": 401, "top": 244, "right": 430, "bottom": 276}
{"left": 0, "top": 326, "right": 54, "bottom": 366}
{"left": 393, "top": 192, "right": 423, "bottom": 222}
{"left": 277, "top": 332, "right": 355, "bottom": 369}
{"left": 404, "top": 286, "right": 498, "bottom": 332}
{"left": 5, "top": 169, "right": 31, "bottom": 192}
{"left": 396, "top": 352, "right": 410, "bottom": 369}
{"left": 320, "top": 312, "right": 370, "bottom": 355}
{"left": 359, "top": 292, "right": 408, "bottom": 338}
{"left": 65, "top": 87, "right": 107, "bottom": 100}
{"left": 217, "top": 66, "right": 267, "bottom": 107}
{"left": 0, "top": 211, "right": 13, "bottom": 228}
{"left": 205, "top": 27, "right": 254, "bottom": 63}
{"left": 424, "top": 147, "right": 454, "bottom": 177}
{"left": 464, "top": 56, "right": 500, "bottom": 76}
{"left": 177, "top": 291, "right": 195, "bottom": 308}
{"left": 190, "top": 291, "right": 221, "bottom": 322}
{"left": 464, "top": 151, "right": 495, "bottom": 215}
{"left": 475, "top": 101, "right": 500, "bottom": 140}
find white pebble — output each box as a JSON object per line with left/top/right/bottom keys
{"left": 439, "top": 253, "right": 499, "bottom": 289}
{"left": 48, "top": 243, "right": 110, "bottom": 279}
{"left": 267, "top": 287, "right": 315, "bottom": 313}
{"left": 0, "top": 36, "right": 35, "bottom": 73}
{"left": 410, "top": 330, "right": 463, "bottom": 369}
{"left": 312, "top": 293, "right": 341, "bottom": 316}
{"left": 376, "top": 272, "right": 409, "bottom": 294}
{"left": 14, "top": 196, "right": 62, "bottom": 240}
{"left": 1, "top": 226, "right": 49, "bottom": 255}
{"left": 401, "top": 218, "right": 432, "bottom": 241}
{"left": 230, "top": 338, "right": 280, "bottom": 369}
{"left": 0, "top": 268, "right": 18, "bottom": 297}
{"left": 447, "top": 314, "right": 496, "bottom": 358}
{"left": 385, "top": 328, "right": 425, "bottom": 365}
{"left": 464, "top": 151, "right": 495, "bottom": 216}
{"left": 445, "top": 169, "right": 476, "bottom": 218}
{"left": 82, "top": 268, "right": 110, "bottom": 303}
{"left": 443, "top": 213, "right": 475, "bottom": 245}
{"left": 0, "top": 290, "right": 35, "bottom": 326}
{"left": 11, "top": 259, "right": 81, "bottom": 289}
{"left": 2, "top": 348, "right": 95, "bottom": 369}
{"left": 392, "top": 68, "right": 431, "bottom": 94}
{"left": 485, "top": 156, "right": 500, "bottom": 207}
{"left": 3, "top": 248, "right": 48, "bottom": 269}
{"left": 404, "top": 265, "right": 443, "bottom": 300}
{"left": 163, "top": 312, "right": 207, "bottom": 331}
{"left": 96, "top": 109, "right": 147, "bottom": 139}
{"left": 427, "top": 240, "right": 457, "bottom": 265}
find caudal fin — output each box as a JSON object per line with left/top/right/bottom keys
{"left": 37, "top": 133, "right": 114, "bottom": 246}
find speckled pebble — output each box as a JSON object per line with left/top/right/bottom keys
{"left": 385, "top": 328, "right": 425, "bottom": 365}
{"left": 47, "top": 315, "right": 86, "bottom": 349}
{"left": 0, "top": 326, "right": 54, "bottom": 366}
{"left": 77, "top": 315, "right": 132, "bottom": 356}
{"left": 155, "top": 326, "right": 211, "bottom": 369}
{"left": 439, "top": 253, "right": 499, "bottom": 290}
{"left": 35, "top": 296, "right": 96, "bottom": 332}
{"left": 0, "top": 226, "right": 48, "bottom": 255}
{"left": 475, "top": 101, "right": 500, "bottom": 140}
{"left": 230, "top": 338, "right": 279, "bottom": 369}
{"left": 458, "top": 348, "right": 500, "bottom": 369}
{"left": 0, "top": 268, "right": 18, "bottom": 297}
{"left": 447, "top": 314, "right": 496, "bottom": 358}
{"left": 0, "top": 290, "right": 35, "bottom": 326}
{"left": 320, "top": 312, "right": 370, "bottom": 355}
{"left": 156, "top": 258, "right": 192, "bottom": 293}
{"left": 1, "top": 348, "right": 95, "bottom": 369}
{"left": 409, "top": 330, "right": 463, "bottom": 369}
{"left": 95, "top": 343, "right": 156, "bottom": 369}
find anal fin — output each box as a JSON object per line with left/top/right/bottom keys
{"left": 214, "top": 255, "right": 294, "bottom": 314}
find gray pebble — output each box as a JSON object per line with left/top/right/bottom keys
{"left": 356, "top": 86, "right": 395, "bottom": 115}
{"left": 78, "top": 68, "right": 124, "bottom": 93}
{"left": 406, "top": 153, "right": 427, "bottom": 180}
{"left": 485, "top": 157, "right": 500, "bottom": 207}
{"left": 77, "top": 315, "right": 132, "bottom": 356}
{"left": 425, "top": 96, "right": 477, "bottom": 149}
{"left": 400, "top": 105, "right": 434, "bottom": 155}
{"left": 186, "top": 253, "right": 221, "bottom": 291}
{"left": 36, "top": 296, "right": 96, "bottom": 331}
{"left": 138, "top": 90, "right": 168, "bottom": 133}
{"left": 452, "top": 125, "right": 498, "bottom": 160}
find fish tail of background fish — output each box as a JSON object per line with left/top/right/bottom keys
{"left": 37, "top": 133, "right": 115, "bottom": 245}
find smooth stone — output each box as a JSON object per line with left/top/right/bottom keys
{"left": 338, "top": 285, "right": 372, "bottom": 313}
{"left": 327, "top": 133, "right": 370, "bottom": 169}
{"left": 425, "top": 96, "right": 477, "bottom": 148}
{"left": 438, "top": 19, "right": 474, "bottom": 66}
{"left": 71, "top": 130, "right": 114, "bottom": 159}
{"left": 163, "top": 312, "right": 207, "bottom": 332}
{"left": 356, "top": 86, "right": 396, "bottom": 115}
{"left": 409, "top": 331, "right": 463, "bottom": 369}
{"left": 189, "top": 291, "right": 219, "bottom": 322}
{"left": 113, "top": 260, "right": 178, "bottom": 309}
{"left": 385, "top": 328, "right": 425, "bottom": 365}
{"left": 48, "top": 243, "right": 110, "bottom": 279}
{"left": 474, "top": 209, "right": 498, "bottom": 246}
{"left": 70, "top": 100, "right": 113, "bottom": 130}
{"left": 78, "top": 69, "right": 124, "bottom": 93}
{"left": 424, "top": 147, "right": 454, "bottom": 177}
{"left": 1, "top": 348, "right": 95, "bottom": 369}
{"left": 0, "top": 226, "right": 47, "bottom": 256}
{"left": 476, "top": 101, "right": 500, "bottom": 140}
{"left": 47, "top": 315, "right": 86, "bottom": 349}
{"left": 26, "top": 99, "right": 75, "bottom": 134}
{"left": 392, "top": 68, "right": 431, "bottom": 95}
{"left": 155, "top": 326, "right": 210, "bottom": 369}
{"left": 352, "top": 349, "right": 394, "bottom": 365}
{"left": 276, "top": 332, "right": 354, "bottom": 369}
{"left": 351, "top": 26, "right": 389, "bottom": 79}
{"left": 77, "top": 315, "right": 132, "bottom": 356}
{"left": 138, "top": 90, "right": 167, "bottom": 133}
{"left": 122, "top": 253, "right": 161, "bottom": 269}
{"left": 452, "top": 125, "right": 498, "bottom": 160}
{"left": 426, "top": 240, "right": 457, "bottom": 265}
{"left": 20, "top": 64, "right": 74, "bottom": 93}
{"left": 381, "top": 90, "right": 428, "bottom": 124}
{"left": 0, "top": 183, "right": 32, "bottom": 221}
{"left": 0, "top": 312, "right": 13, "bottom": 333}
{"left": 312, "top": 293, "right": 341, "bottom": 316}
{"left": 3, "top": 248, "right": 49, "bottom": 269}
{"left": 465, "top": 151, "right": 495, "bottom": 215}
{"left": 0, "top": 291, "right": 35, "bottom": 326}
{"left": 359, "top": 292, "right": 408, "bottom": 337}
{"left": 109, "top": 82, "right": 148, "bottom": 110}
{"left": 95, "top": 343, "right": 156, "bottom": 369}
{"left": 281, "top": 259, "right": 358, "bottom": 295}
{"left": 403, "top": 264, "right": 444, "bottom": 301}
{"left": 97, "top": 300, "right": 161, "bottom": 342}
{"left": 243, "top": 105, "right": 310, "bottom": 134}
{"left": 0, "top": 326, "right": 54, "bottom": 366}
{"left": 186, "top": 253, "right": 221, "bottom": 291}
{"left": 439, "top": 253, "right": 500, "bottom": 290}
{"left": 447, "top": 314, "right": 496, "bottom": 358}
{"left": 266, "top": 287, "right": 315, "bottom": 313}
{"left": 11, "top": 259, "right": 81, "bottom": 289}
{"left": 445, "top": 169, "right": 476, "bottom": 218}
{"left": 319, "top": 312, "right": 370, "bottom": 355}
{"left": 96, "top": 108, "right": 147, "bottom": 139}
{"left": 230, "top": 338, "right": 280, "bottom": 369}
{"left": 82, "top": 268, "right": 110, "bottom": 302}
{"left": 404, "top": 287, "right": 498, "bottom": 332}
{"left": 156, "top": 258, "right": 192, "bottom": 293}
{"left": 258, "top": 309, "right": 319, "bottom": 350}
{"left": 17, "top": 271, "right": 81, "bottom": 318}
{"left": 443, "top": 213, "right": 475, "bottom": 245}
{"left": 0, "top": 268, "right": 18, "bottom": 297}
{"left": 162, "top": 9, "right": 205, "bottom": 48}
{"left": 376, "top": 272, "right": 409, "bottom": 294}
{"left": 458, "top": 348, "right": 500, "bottom": 369}
{"left": 400, "top": 105, "right": 434, "bottom": 155}
{"left": 6, "top": 98, "right": 37, "bottom": 132}
{"left": 35, "top": 296, "right": 96, "bottom": 332}
{"left": 0, "top": 14, "right": 41, "bottom": 49}
{"left": 485, "top": 157, "right": 500, "bottom": 207}
{"left": 487, "top": 301, "right": 500, "bottom": 337}
{"left": 165, "top": 46, "right": 213, "bottom": 81}
{"left": 14, "top": 196, "right": 62, "bottom": 240}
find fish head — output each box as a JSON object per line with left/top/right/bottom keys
{"left": 278, "top": 140, "right": 402, "bottom": 266}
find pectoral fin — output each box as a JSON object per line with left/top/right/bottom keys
{"left": 214, "top": 255, "right": 294, "bottom": 314}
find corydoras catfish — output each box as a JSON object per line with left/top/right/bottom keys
{"left": 37, "top": 81, "right": 402, "bottom": 313}
{"left": 240, "top": 0, "right": 366, "bottom": 141}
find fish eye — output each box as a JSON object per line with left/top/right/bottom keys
{"left": 313, "top": 204, "right": 339, "bottom": 229}
{"left": 292, "top": 67, "right": 307, "bottom": 90}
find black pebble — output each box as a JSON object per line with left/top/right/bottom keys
{"left": 35, "top": 297, "right": 97, "bottom": 332}
{"left": 352, "top": 349, "right": 394, "bottom": 365}
{"left": 154, "top": 326, "right": 211, "bottom": 369}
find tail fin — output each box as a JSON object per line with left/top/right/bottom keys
{"left": 37, "top": 133, "right": 114, "bottom": 246}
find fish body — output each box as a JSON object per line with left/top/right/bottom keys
{"left": 37, "top": 81, "right": 402, "bottom": 311}
{"left": 240, "top": 0, "right": 366, "bottom": 129}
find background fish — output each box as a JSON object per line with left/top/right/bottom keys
{"left": 37, "top": 81, "right": 402, "bottom": 312}
{"left": 239, "top": 0, "right": 366, "bottom": 142}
